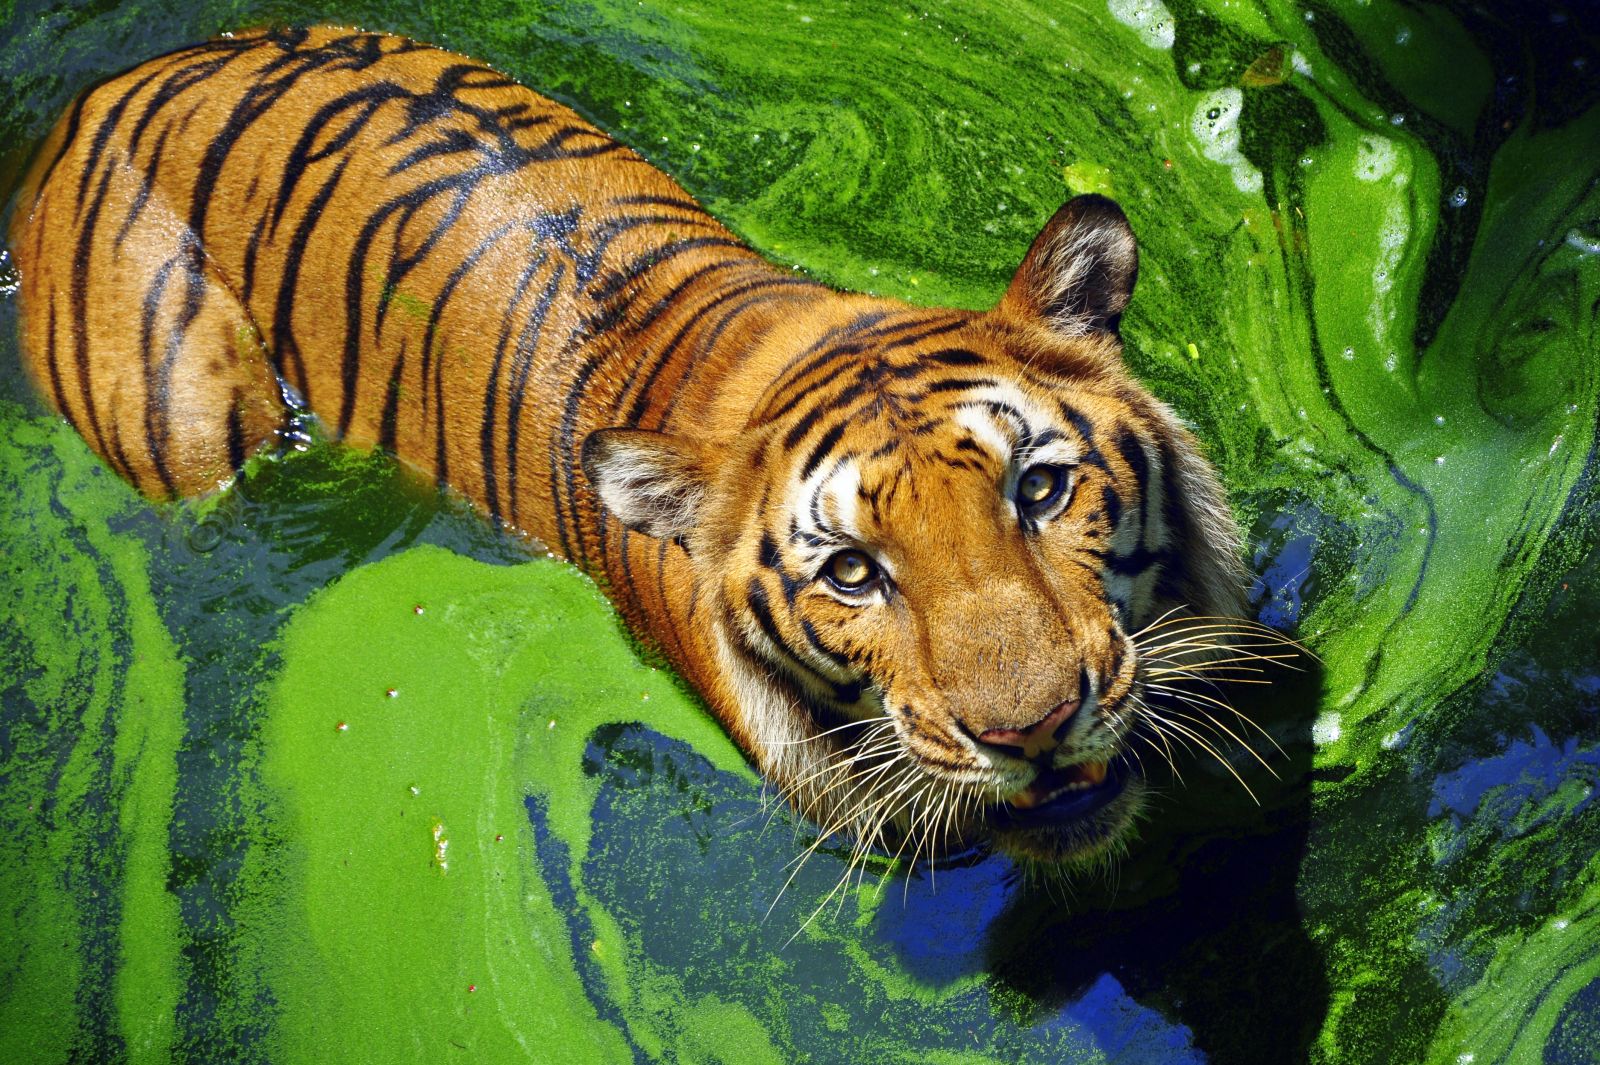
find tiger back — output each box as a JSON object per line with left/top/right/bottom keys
{"left": 10, "top": 25, "right": 1254, "bottom": 868}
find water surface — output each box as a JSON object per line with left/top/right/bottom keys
{"left": 1, "top": 1, "right": 1597, "bottom": 1062}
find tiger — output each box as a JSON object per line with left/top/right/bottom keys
{"left": 9, "top": 25, "right": 1254, "bottom": 874}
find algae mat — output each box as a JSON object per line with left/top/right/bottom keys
{"left": 2, "top": 1, "right": 1599, "bottom": 1062}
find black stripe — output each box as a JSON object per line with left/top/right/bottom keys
{"left": 924, "top": 376, "right": 998, "bottom": 394}
{"left": 273, "top": 84, "right": 412, "bottom": 234}
{"left": 654, "top": 535, "right": 694, "bottom": 668}
{"left": 758, "top": 310, "right": 894, "bottom": 405}
{"left": 782, "top": 400, "right": 826, "bottom": 451}
{"left": 922, "top": 347, "right": 985, "bottom": 366}
{"left": 759, "top": 314, "right": 972, "bottom": 425}
{"left": 525, "top": 123, "right": 628, "bottom": 161}
{"left": 271, "top": 155, "right": 352, "bottom": 408}
{"left": 30, "top": 89, "right": 89, "bottom": 212}
{"left": 505, "top": 262, "right": 567, "bottom": 522}
{"left": 606, "top": 193, "right": 713, "bottom": 217}
{"left": 368, "top": 178, "right": 473, "bottom": 335}
{"left": 1061, "top": 402, "right": 1110, "bottom": 470}
{"left": 201, "top": 44, "right": 382, "bottom": 246}
{"left": 225, "top": 390, "right": 246, "bottom": 472}
{"left": 1107, "top": 546, "right": 1166, "bottom": 577}
{"left": 1114, "top": 427, "right": 1150, "bottom": 542}
{"left": 608, "top": 257, "right": 748, "bottom": 337}
{"left": 121, "top": 54, "right": 232, "bottom": 163}
{"left": 479, "top": 245, "right": 549, "bottom": 525}
{"left": 70, "top": 160, "right": 119, "bottom": 464}
{"left": 240, "top": 217, "right": 264, "bottom": 304}
{"left": 589, "top": 210, "right": 718, "bottom": 245}
{"left": 550, "top": 349, "right": 607, "bottom": 561}
{"left": 652, "top": 288, "right": 806, "bottom": 428}
{"left": 983, "top": 400, "right": 1027, "bottom": 429}
{"left": 1019, "top": 427, "right": 1065, "bottom": 460}
{"left": 137, "top": 255, "right": 180, "bottom": 496}
{"left": 758, "top": 532, "right": 802, "bottom": 603}
{"left": 42, "top": 298, "right": 70, "bottom": 425}
{"left": 378, "top": 182, "right": 477, "bottom": 329}
{"left": 621, "top": 277, "right": 815, "bottom": 427}
{"left": 763, "top": 341, "right": 870, "bottom": 419}
{"left": 799, "top": 618, "right": 852, "bottom": 671}
{"left": 378, "top": 341, "right": 407, "bottom": 453}
{"left": 388, "top": 126, "right": 485, "bottom": 172}
{"left": 107, "top": 417, "right": 142, "bottom": 494}
{"left": 586, "top": 235, "right": 751, "bottom": 302}
{"left": 746, "top": 577, "right": 787, "bottom": 652}
{"left": 409, "top": 219, "right": 536, "bottom": 478}
{"left": 800, "top": 421, "right": 848, "bottom": 480}
{"left": 1100, "top": 484, "right": 1123, "bottom": 530}
{"left": 75, "top": 65, "right": 174, "bottom": 215}
{"left": 112, "top": 122, "right": 172, "bottom": 249}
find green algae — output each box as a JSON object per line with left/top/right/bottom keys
{"left": 253, "top": 548, "right": 660, "bottom": 1063}
{"left": 0, "top": 404, "right": 187, "bottom": 1063}
{"left": 1, "top": 1, "right": 1599, "bottom": 1062}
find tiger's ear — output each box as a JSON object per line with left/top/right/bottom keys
{"left": 581, "top": 428, "right": 708, "bottom": 539}
{"left": 997, "top": 194, "right": 1138, "bottom": 339}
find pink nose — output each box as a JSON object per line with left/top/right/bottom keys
{"left": 977, "top": 698, "right": 1082, "bottom": 761}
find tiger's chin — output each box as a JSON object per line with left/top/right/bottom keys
{"left": 984, "top": 758, "right": 1146, "bottom": 866}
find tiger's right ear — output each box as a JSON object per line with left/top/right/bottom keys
{"left": 996, "top": 194, "right": 1139, "bottom": 339}
{"left": 581, "top": 428, "right": 709, "bottom": 540}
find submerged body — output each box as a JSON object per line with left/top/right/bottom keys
{"left": 11, "top": 26, "right": 1250, "bottom": 868}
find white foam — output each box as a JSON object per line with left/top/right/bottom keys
{"left": 1365, "top": 197, "right": 1411, "bottom": 352}
{"left": 1566, "top": 227, "right": 1600, "bottom": 255}
{"left": 1354, "top": 135, "right": 1398, "bottom": 182}
{"left": 1190, "top": 89, "right": 1262, "bottom": 194}
{"left": 1109, "top": 0, "right": 1175, "bottom": 50}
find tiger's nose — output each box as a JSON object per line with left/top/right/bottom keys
{"left": 977, "top": 697, "right": 1081, "bottom": 762}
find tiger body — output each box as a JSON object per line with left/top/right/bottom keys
{"left": 11, "top": 26, "right": 1248, "bottom": 867}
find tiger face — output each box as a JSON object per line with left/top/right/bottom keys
{"left": 584, "top": 196, "right": 1245, "bottom": 867}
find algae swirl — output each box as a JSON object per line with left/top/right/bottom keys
{"left": 2, "top": 1, "right": 1598, "bottom": 1062}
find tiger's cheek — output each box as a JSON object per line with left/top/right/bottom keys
{"left": 800, "top": 596, "right": 910, "bottom": 688}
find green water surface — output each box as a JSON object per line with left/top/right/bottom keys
{"left": 2, "top": 2, "right": 1598, "bottom": 1063}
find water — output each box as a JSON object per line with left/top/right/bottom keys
{"left": 1, "top": 2, "right": 1598, "bottom": 1062}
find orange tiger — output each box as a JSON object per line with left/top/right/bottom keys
{"left": 10, "top": 26, "right": 1252, "bottom": 869}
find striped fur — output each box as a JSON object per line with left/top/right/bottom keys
{"left": 10, "top": 26, "right": 1248, "bottom": 869}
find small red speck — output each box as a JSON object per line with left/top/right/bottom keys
{"left": 1163, "top": 159, "right": 1174, "bottom": 169}
{"left": 413, "top": 604, "right": 425, "bottom": 615}
{"left": 336, "top": 722, "right": 349, "bottom": 732}
{"left": 386, "top": 688, "right": 398, "bottom": 698}
{"left": 467, "top": 984, "right": 477, "bottom": 993}
{"left": 495, "top": 834, "right": 504, "bottom": 842}
{"left": 1563, "top": 583, "right": 1570, "bottom": 591}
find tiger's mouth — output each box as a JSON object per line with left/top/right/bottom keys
{"left": 992, "top": 756, "right": 1128, "bottom": 827}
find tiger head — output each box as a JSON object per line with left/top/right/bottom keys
{"left": 583, "top": 195, "right": 1247, "bottom": 869}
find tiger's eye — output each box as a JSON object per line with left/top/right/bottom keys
{"left": 825, "top": 550, "right": 876, "bottom": 590}
{"left": 1017, "top": 465, "right": 1065, "bottom": 507}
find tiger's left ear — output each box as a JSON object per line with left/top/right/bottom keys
{"left": 996, "top": 194, "right": 1138, "bottom": 339}
{"left": 581, "top": 428, "right": 709, "bottom": 540}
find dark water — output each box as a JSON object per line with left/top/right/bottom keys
{"left": 1, "top": 2, "right": 1597, "bottom": 1062}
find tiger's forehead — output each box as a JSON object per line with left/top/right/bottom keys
{"left": 754, "top": 308, "right": 1138, "bottom": 545}
{"left": 781, "top": 367, "right": 1104, "bottom": 546}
